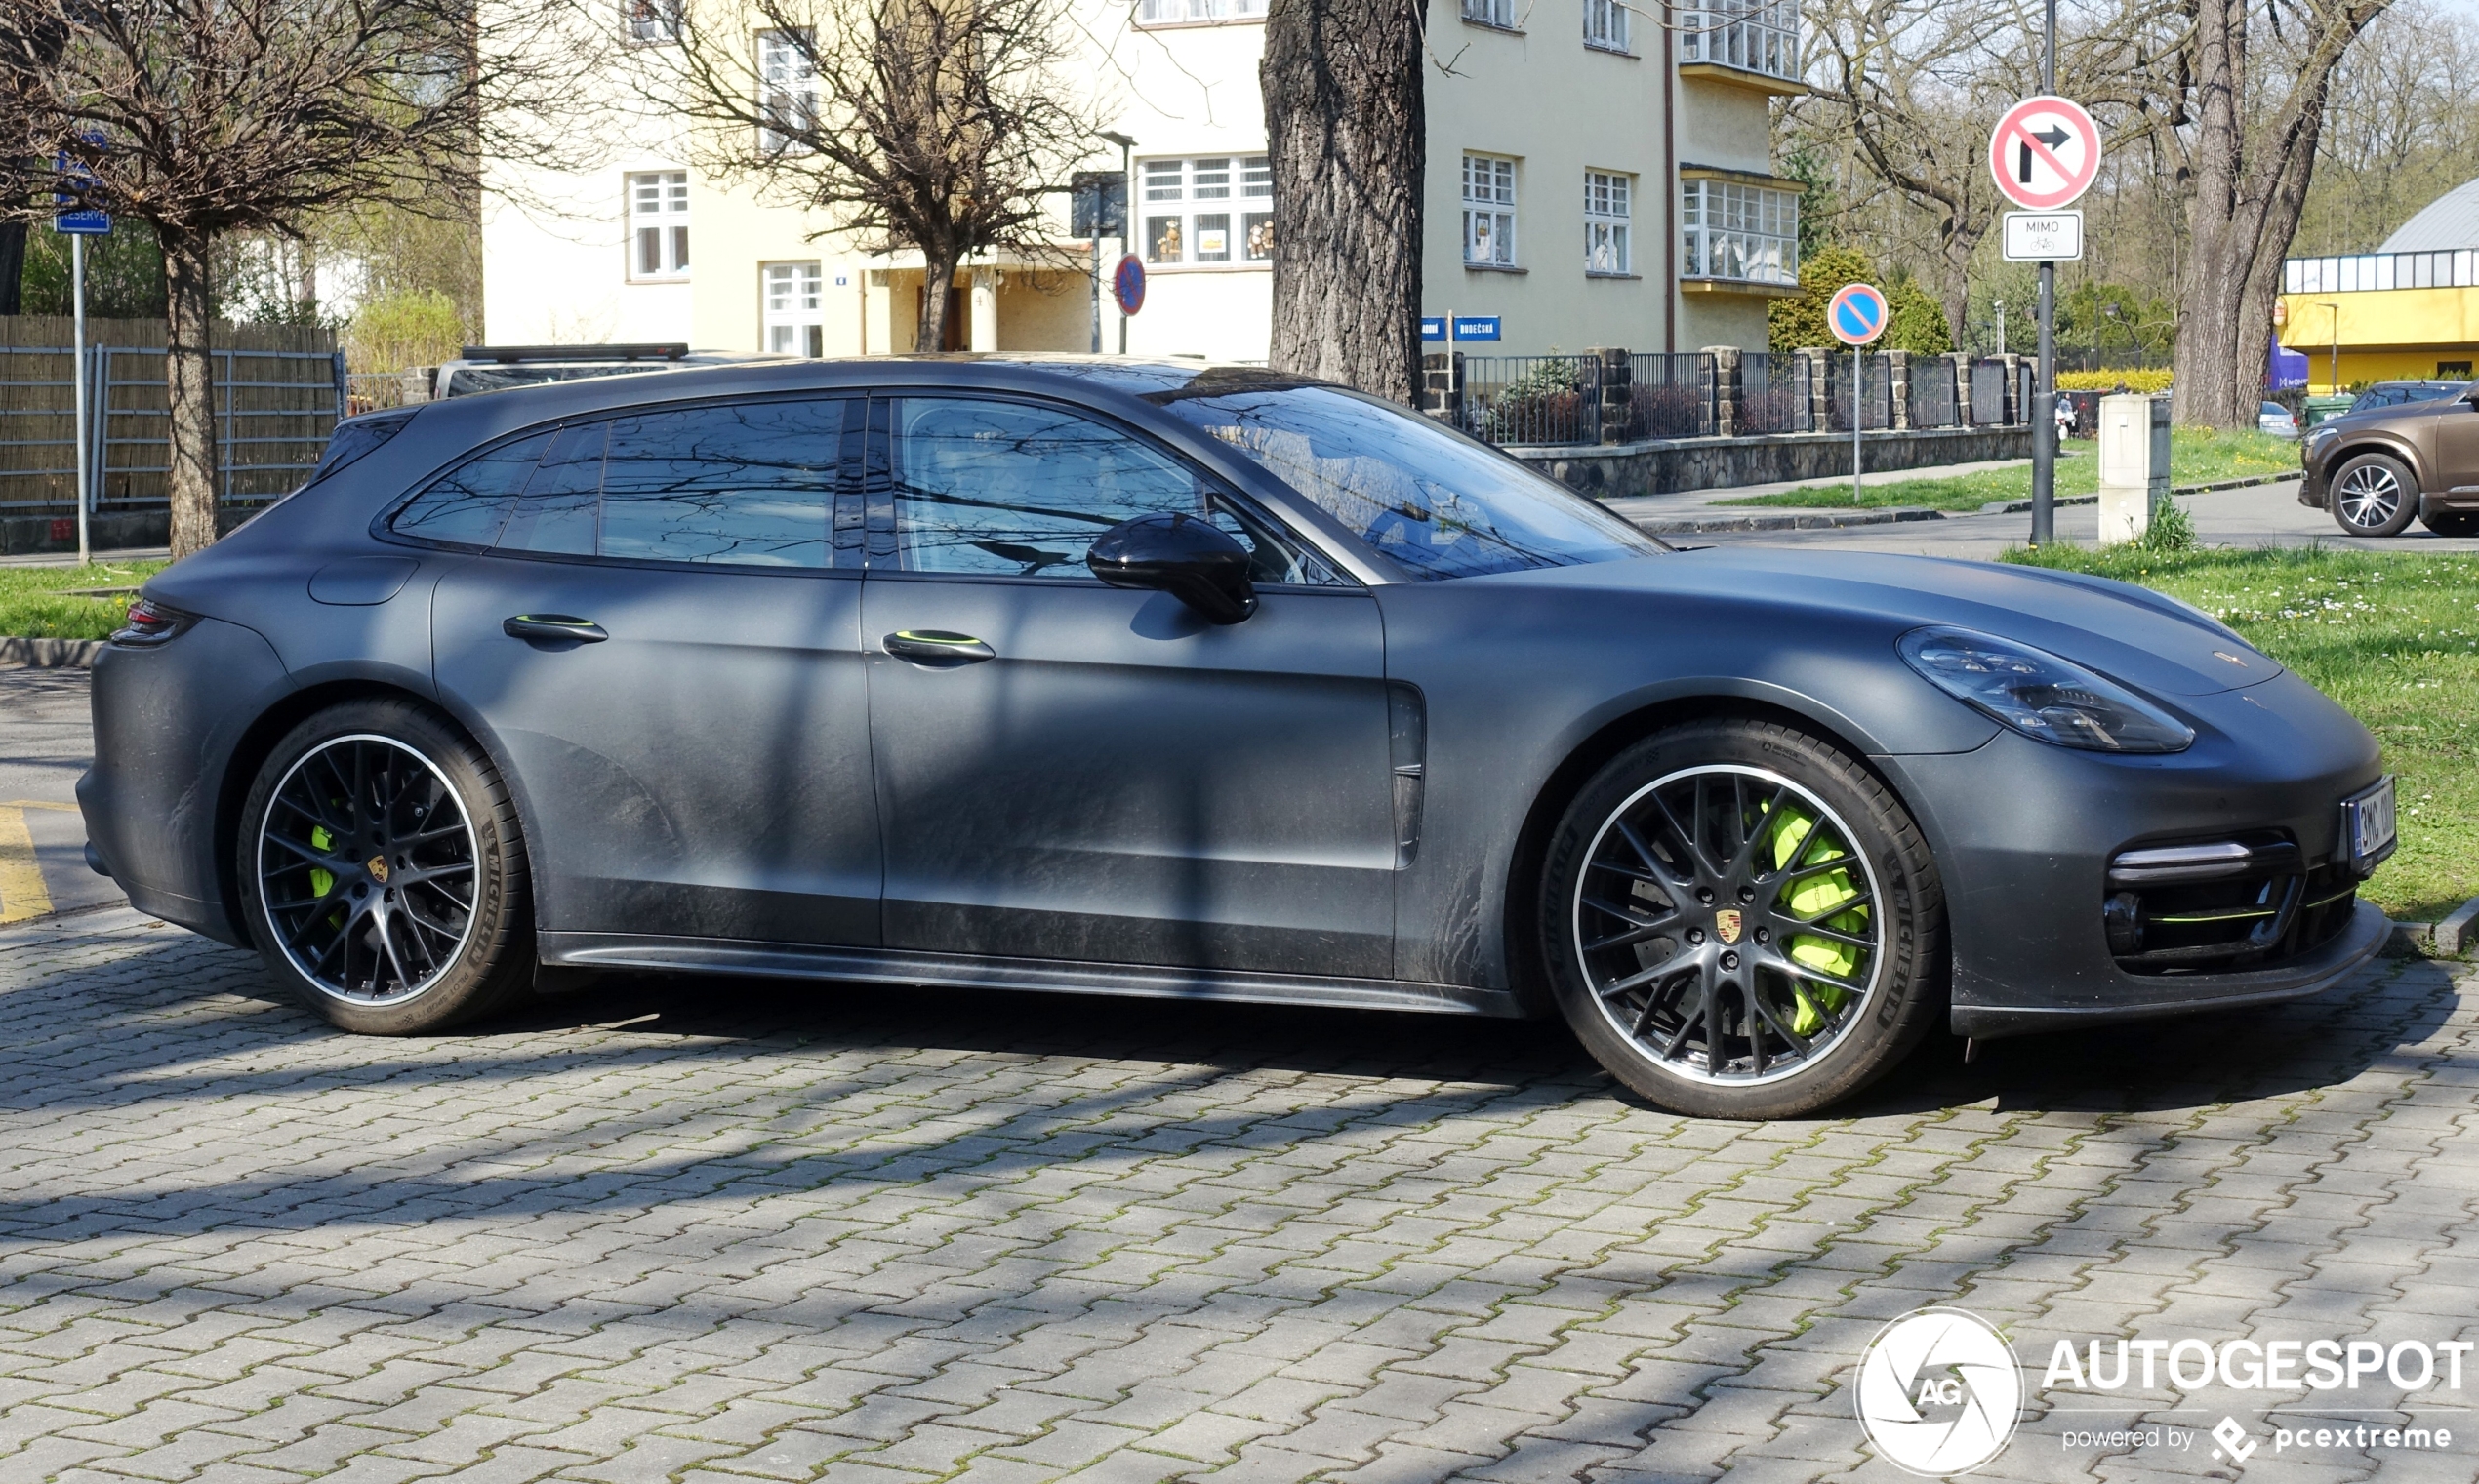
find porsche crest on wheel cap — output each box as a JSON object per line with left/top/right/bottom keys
{"left": 1715, "top": 908, "right": 1743, "bottom": 944}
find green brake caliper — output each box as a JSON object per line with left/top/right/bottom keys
{"left": 1760, "top": 805, "right": 1869, "bottom": 1036}
{"left": 309, "top": 825, "right": 336, "bottom": 901}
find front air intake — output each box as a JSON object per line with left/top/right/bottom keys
{"left": 2102, "top": 833, "right": 2359, "bottom": 975}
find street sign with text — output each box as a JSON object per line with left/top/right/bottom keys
{"left": 1420, "top": 316, "right": 1447, "bottom": 342}
{"left": 53, "top": 149, "right": 109, "bottom": 235}
{"left": 1988, "top": 96, "right": 2101, "bottom": 211}
{"left": 1450, "top": 315, "right": 1500, "bottom": 341}
{"left": 2000, "top": 211, "right": 2084, "bottom": 261}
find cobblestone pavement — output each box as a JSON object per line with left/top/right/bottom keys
{"left": 0, "top": 908, "right": 2472, "bottom": 1483}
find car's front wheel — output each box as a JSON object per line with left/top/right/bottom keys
{"left": 2330, "top": 453, "right": 2418, "bottom": 537}
{"left": 1538, "top": 720, "right": 1946, "bottom": 1119}
{"left": 237, "top": 699, "right": 536, "bottom": 1034}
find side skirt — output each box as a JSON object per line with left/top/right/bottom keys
{"left": 537, "top": 932, "right": 1527, "bottom": 1019}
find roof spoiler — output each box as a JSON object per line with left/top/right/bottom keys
{"left": 459, "top": 343, "right": 691, "bottom": 364}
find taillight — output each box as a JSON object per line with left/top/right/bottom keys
{"left": 113, "top": 597, "right": 193, "bottom": 646}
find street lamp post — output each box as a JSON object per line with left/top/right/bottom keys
{"left": 1099, "top": 130, "right": 1137, "bottom": 355}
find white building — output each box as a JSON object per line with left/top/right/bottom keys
{"left": 481, "top": 0, "right": 1805, "bottom": 362}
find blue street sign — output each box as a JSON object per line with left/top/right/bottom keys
{"left": 1420, "top": 316, "right": 1447, "bottom": 342}
{"left": 1827, "top": 283, "right": 1889, "bottom": 346}
{"left": 1451, "top": 315, "right": 1501, "bottom": 342}
{"left": 1112, "top": 254, "right": 1146, "bottom": 316}
{"left": 54, "top": 146, "right": 109, "bottom": 235}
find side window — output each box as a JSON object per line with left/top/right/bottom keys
{"left": 498, "top": 421, "right": 607, "bottom": 555}
{"left": 599, "top": 401, "right": 840, "bottom": 567}
{"left": 886, "top": 396, "right": 1340, "bottom": 584}
{"left": 387, "top": 430, "right": 553, "bottom": 547}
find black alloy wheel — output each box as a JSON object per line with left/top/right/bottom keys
{"left": 239, "top": 700, "right": 536, "bottom": 1033}
{"left": 1540, "top": 720, "right": 1945, "bottom": 1119}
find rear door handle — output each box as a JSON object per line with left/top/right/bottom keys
{"left": 504, "top": 614, "right": 608, "bottom": 643}
{"left": 883, "top": 630, "right": 995, "bottom": 665}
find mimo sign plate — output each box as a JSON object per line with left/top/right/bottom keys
{"left": 2002, "top": 211, "right": 2084, "bottom": 262}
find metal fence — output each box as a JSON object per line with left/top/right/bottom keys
{"left": 1455, "top": 355, "right": 1605, "bottom": 445}
{"left": 1824, "top": 352, "right": 1894, "bottom": 431}
{"left": 1735, "top": 352, "right": 1810, "bottom": 433}
{"left": 1623, "top": 354, "right": 1717, "bottom": 440}
{"left": 2, "top": 322, "right": 343, "bottom": 514}
{"left": 1906, "top": 359, "right": 1960, "bottom": 429}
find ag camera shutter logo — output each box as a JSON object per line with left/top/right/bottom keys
{"left": 1854, "top": 1308, "right": 2023, "bottom": 1475}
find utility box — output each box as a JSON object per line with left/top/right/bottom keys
{"left": 2097, "top": 393, "right": 2172, "bottom": 543}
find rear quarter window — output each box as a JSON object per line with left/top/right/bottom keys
{"left": 386, "top": 431, "right": 554, "bottom": 547}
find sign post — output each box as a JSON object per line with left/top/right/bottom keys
{"left": 1989, "top": 76, "right": 2102, "bottom": 546}
{"left": 55, "top": 154, "right": 111, "bottom": 568}
{"left": 1828, "top": 282, "right": 1890, "bottom": 505}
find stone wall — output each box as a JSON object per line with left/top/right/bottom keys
{"left": 1510, "top": 424, "right": 2035, "bottom": 500}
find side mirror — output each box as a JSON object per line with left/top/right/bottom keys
{"left": 1086, "top": 511, "right": 1258, "bottom": 624}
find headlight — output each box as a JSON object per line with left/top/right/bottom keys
{"left": 1898, "top": 626, "right": 2195, "bottom": 753}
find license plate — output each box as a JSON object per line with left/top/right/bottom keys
{"left": 2341, "top": 777, "right": 2397, "bottom": 871}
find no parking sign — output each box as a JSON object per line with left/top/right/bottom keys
{"left": 1827, "top": 283, "right": 1889, "bottom": 346}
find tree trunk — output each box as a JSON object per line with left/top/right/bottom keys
{"left": 162, "top": 230, "right": 221, "bottom": 559}
{"left": 2173, "top": 0, "right": 2376, "bottom": 426}
{"left": 1937, "top": 223, "right": 1979, "bottom": 352}
{"left": 1261, "top": 0, "right": 1425, "bottom": 403}
{"left": 0, "top": 222, "right": 25, "bottom": 317}
{"left": 915, "top": 249, "right": 962, "bottom": 352}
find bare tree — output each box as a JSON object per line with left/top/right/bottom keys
{"left": 2151, "top": 0, "right": 2391, "bottom": 425}
{"left": 666, "top": 0, "right": 1098, "bottom": 355}
{"left": 1259, "top": 0, "right": 1426, "bottom": 404}
{"left": 0, "top": 0, "right": 599, "bottom": 557}
{"left": 2293, "top": 0, "right": 2479, "bottom": 256}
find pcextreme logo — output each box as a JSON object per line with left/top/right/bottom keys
{"left": 1853, "top": 1308, "right": 2023, "bottom": 1475}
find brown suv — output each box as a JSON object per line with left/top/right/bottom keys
{"left": 2298, "top": 383, "right": 2479, "bottom": 537}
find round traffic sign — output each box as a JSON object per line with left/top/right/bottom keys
{"left": 1112, "top": 254, "right": 1146, "bottom": 316}
{"left": 1988, "top": 96, "right": 2102, "bottom": 211}
{"left": 1827, "top": 282, "right": 1890, "bottom": 346}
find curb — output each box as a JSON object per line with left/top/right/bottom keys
{"left": 0, "top": 638, "right": 104, "bottom": 670}
{"left": 2432, "top": 896, "right": 2479, "bottom": 958}
{"left": 1635, "top": 506, "right": 1947, "bottom": 535}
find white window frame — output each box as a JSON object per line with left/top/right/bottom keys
{"left": 1134, "top": 0, "right": 1268, "bottom": 23}
{"left": 1679, "top": 0, "right": 1802, "bottom": 84}
{"left": 1462, "top": 154, "right": 1518, "bottom": 268}
{"left": 1679, "top": 178, "right": 1799, "bottom": 286}
{"left": 1139, "top": 154, "right": 1274, "bottom": 270}
{"left": 758, "top": 30, "right": 817, "bottom": 156}
{"left": 1583, "top": 0, "right": 1629, "bottom": 51}
{"left": 1462, "top": 0, "right": 1518, "bottom": 28}
{"left": 763, "top": 261, "right": 825, "bottom": 357}
{"left": 1585, "top": 170, "right": 1632, "bottom": 275}
{"left": 624, "top": 0, "right": 680, "bottom": 44}
{"left": 628, "top": 171, "right": 690, "bottom": 282}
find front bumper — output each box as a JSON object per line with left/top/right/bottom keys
{"left": 2296, "top": 454, "right": 2329, "bottom": 508}
{"left": 1879, "top": 673, "right": 2387, "bottom": 1040}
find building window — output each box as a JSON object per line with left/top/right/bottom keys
{"left": 1679, "top": 0, "right": 1802, "bottom": 84}
{"left": 1585, "top": 171, "right": 1631, "bottom": 274}
{"left": 1141, "top": 155, "right": 1275, "bottom": 268}
{"left": 758, "top": 30, "right": 817, "bottom": 154}
{"left": 1462, "top": 154, "right": 1517, "bottom": 267}
{"left": 1135, "top": 0, "right": 1268, "bottom": 22}
{"left": 625, "top": 0, "right": 680, "bottom": 43}
{"left": 1583, "top": 0, "right": 1629, "bottom": 51}
{"left": 1680, "top": 179, "right": 1798, "bottom": 286}
{"left": 1462, "top": 0, "right": 1517, "bottom": 27}
{"left": 628, "top": 171, "right": 689, "bottom": 281}
{"left": 763, "top": 262, "right": 825, "bottom": 357}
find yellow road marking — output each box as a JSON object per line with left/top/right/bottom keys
{"left": 0, "top": 806, "right": 48, "bottom": 925}
{"left": 4, "top": 800, "right": 78, "bottom": 813}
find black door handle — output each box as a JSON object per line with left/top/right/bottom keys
{"left": 504, "top": 614, "right": 608, "bottom": 643}
{"left": 883, "top": 630, "right": 995, "bottom": 665}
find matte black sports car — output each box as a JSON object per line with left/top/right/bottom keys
{"left": 79, "top": 358, "right": 2396, "bottom": 1117}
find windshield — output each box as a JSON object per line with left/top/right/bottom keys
{"left": 1146, "top": 375, "right": 1661, "bottom": 580}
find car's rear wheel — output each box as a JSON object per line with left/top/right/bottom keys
{"left": 2419, "top": 508, "right": 2479, "bottom": 538}
{"left": 237, "top": 699, "right": 535, "bottom": 1034}
{"left": 1538, "top": 720, "right": 1945, "bottom": 1119}
{"left": 2331, "top": 453, "right": 2418, "bottom": 537}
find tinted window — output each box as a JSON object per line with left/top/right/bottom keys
{"left": 388, "top": 430, "right": 553, "bottom": 547}
{"left": 888, "top": 396, "right": 1334, "bottom": 583}
{"left": 499, "top": 421, "right": 606, "bottom": 555}
{"left": 313, "top": 409, "right": 415, "bottom": 483}
{"left": 1146, "top": 376, "right": 1660, "bottom": 580}
{"left": 599, "top": 402, "right": 838, "bottom": 567}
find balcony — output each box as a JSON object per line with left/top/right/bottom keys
{"left": 1679, "top": 175, "right": 1802, "bottom": 296}
{"left": 1678, "top": 0, "right": 1805, "bottom": 95}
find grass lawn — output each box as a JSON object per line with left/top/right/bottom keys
{"left": 0, "top": 560, "right": 170, "bottom": 641}
{"left": 1719, "top": 427, "right": 2300, "bottom": 511}
{"left": 2001, "top": 543, "right": 2478, "bottom": 924}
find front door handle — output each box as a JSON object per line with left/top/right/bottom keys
{"left": 883, "top": 630, "right": 995, "bottom": 665}
{"left": 504, "top": 614, "right": 608, "bottom": 643}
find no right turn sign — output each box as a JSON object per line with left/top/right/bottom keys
{"left": 1988, "top": 96, "right": 2102, "bottom": 211}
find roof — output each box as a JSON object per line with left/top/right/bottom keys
{"left": 2378, "top": 178, "right": 2479, "bottom": 253}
